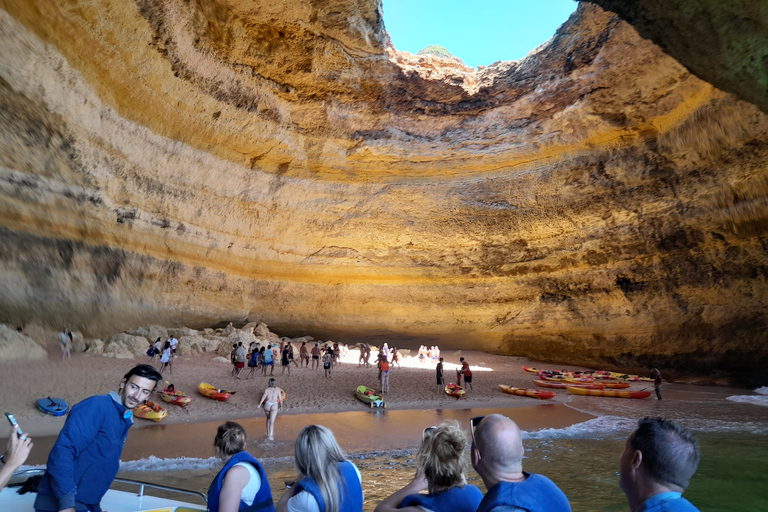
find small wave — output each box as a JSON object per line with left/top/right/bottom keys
{"left": 119, "top": 456, "right": 220, "bottom": 472}
{"left": 755, "top": 387, "right": 768, "bottom": 396}
{"left": 523, "top": 416, "right": 637, "bottom": 440}
{"left": 726, "top": 395, "right": 768, "bottom": 408}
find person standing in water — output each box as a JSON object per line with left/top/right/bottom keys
{"left": 257, "top": 378, "right": 284, "bottom": 441}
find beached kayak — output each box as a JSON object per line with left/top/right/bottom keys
{"left": 599, "top": 381, "right": 632, "bottom": 389}
{"left": 445, "top": 383, "right": 466, "bottom": 398}
{"left": 533, "top": 379, "right": 605, "bottom": 390}
{"left": 134, "top": 401, "right": 167, "bottom": 422}
{"left": 609, "top": 372, "right": 654, "bottom": 382}
{"left": 498, "top": 384, "right": 555, "bottom": 400}
{"left": 159, "top": 384, "right": 191, "bottom": 407}
{"left": 522, "top": 366, "right": 540, "bottom": 373}
{"left": 355, "top": 385, "right": 385, "bottom": 408}
{"left": 198, "top": 383, "right": 233, "bottom": 401}
{"left": 566, "top": 386, "right": 651, "bottom": 399}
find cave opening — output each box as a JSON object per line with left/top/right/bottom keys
{"left": 382, "top": 0, "right": 577, "bottom": 68}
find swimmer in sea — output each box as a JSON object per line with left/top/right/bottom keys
{"left": 257, "top": 378, "right": 283, "bottom": 441}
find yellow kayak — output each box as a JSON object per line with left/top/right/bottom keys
{"left": 566, "top": 386, "right": 651, "bottom": 399}
{"left": 134, "top": 400, "right": 168, "bottom": 421}
{"left": 499, "top": 384, "right": 555, "bottom": 400}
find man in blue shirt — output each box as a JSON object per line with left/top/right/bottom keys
{"left": 619, "top": 417, "right": 701, "bottom": 512}
{"left": 471, "top": 414, "right": 572, "bottom": 512}
{"left": 35, "top": 364, "right": 162, "bottom": 512}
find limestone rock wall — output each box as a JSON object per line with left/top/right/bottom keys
{"left": 0, "top": 1, "right": 766, "bottom": 383}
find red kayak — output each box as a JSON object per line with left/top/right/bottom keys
{"left": 566, "top": 386, "right": 651, "bottom": 399}
{"left": 445, "top": 383, "right": 466, "bottom": 398}
{"left": 533, "top": 379, "right": 605, "bottom": 390}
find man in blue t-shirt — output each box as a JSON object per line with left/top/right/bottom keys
{"left": 471, "top": 414, "right": 572, "bottom": 512}
{"left": 619, "top": 417, "right": 701, "bottom": 512}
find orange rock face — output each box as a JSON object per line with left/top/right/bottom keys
{"left": 0, "top": 1, "right": 766, "bottom": 384}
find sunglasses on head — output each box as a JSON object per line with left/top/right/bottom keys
{"left": 423, "top": 426, "right": 437, "bottom": 441}
{"left": 469, "top": 416, "right": 484, "bottom": 447}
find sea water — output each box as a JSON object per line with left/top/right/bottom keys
{"left": 114, "top": 428, "right": 768, "bottom": 512}
{"left": 110, "top": 391, "right": 768, "bottom": 512}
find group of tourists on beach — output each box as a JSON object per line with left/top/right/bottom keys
{"left": 228, "top": 339, "right": 355, "bottom": 379}
{"left": 146, "top": 335, "right": 178, "bottom": 374}
{"left": 3, "top": 362, "right": 703, "bottom": 512}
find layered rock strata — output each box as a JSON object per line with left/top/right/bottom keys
{"left": 0, "top": 1, "right": 766, "bottom": 383}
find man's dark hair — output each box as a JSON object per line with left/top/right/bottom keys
{"left": 122, "top": 364, "right": 162, "bottom": 389}
{"left": 631, "top": 417, "right": 700, "bottom": 489}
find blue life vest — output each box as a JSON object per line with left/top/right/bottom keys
{"left": 294, "top": 461, "right": 363, "bottom": 512}
{"left": 207, "top": 451, "right": 274, "bottom": 512}
{"left": 639, "top": 492, "right": 700, "bottom": 512}
{"left": 401, "top": 483, "right": 483, "bottom": 512}
{"left": 476, "top": 473, "right": 572, "bottom": 512}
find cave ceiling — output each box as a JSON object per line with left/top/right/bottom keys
{"left": 0, "top": 0, "right": 766, "bottom": 382}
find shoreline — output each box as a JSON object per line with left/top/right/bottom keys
{"left": 1, "top": 348, "right": 760, "bottom": 464}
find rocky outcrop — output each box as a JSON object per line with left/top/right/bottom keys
{"left": 103, "top": 333, "right": 151, "bottom": 358}
{"left": 0, "top": 1, "right": 766, "bottom": 384}
{"left": 592, "top": 0, "right": 768, "bottom": 114}
{"left": 0, "top": 324, "right": 47, "bottom": 360}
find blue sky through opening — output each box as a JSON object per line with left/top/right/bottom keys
{"left": 382, "top": 0, "right": 578, "bottom": 68}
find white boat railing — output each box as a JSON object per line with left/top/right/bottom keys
{"left": 113, "top": 476, "right": 208, "bottom": 506}
{"left": 6, "top": 469, "right": 208, "bottom": 507}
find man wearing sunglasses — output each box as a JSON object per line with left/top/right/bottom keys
{"left": 470, "top": 414, "right": 572, "bottom": 512}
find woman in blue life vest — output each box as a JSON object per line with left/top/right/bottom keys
{"left": 275, "top": 425, "right": 363, "bottom": 512}
{"left": 208, "top": 421, "right": 274, "bottom": 512}
{"left": 373, "top": 420, "right": 483, "bottom": 512}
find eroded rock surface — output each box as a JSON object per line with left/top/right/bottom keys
{"left": 0, "top": 1, "right": 766, "bottom": 383}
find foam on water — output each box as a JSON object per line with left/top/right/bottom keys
{"left": 523, "top": 415, "right": 637, "bottom": 439}
{"left": 118, "top": 456, "right": 220, "bottom": 472}
{"left": 755, "top": 386, "right": 768, "bottom": 395}
{"left": 726, "top": 394, "right": 768, "bottom": 408}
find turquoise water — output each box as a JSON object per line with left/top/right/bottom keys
{"left": 117, "top": 424, "right": 768, "bottom": 512}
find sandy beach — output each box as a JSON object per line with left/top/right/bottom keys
{"left": 3, "top": 348, "right": 580, "bottom": 436}
{"left": 2, "top": 344, "right": 753, "bottom": 455}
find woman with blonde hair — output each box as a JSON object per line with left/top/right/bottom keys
{"left": 374, "top": 420, "right": 482, "bottom": 512}
{"left": 208, "top": 421, "right": 274, "bottom": 512}
{"left": 276, "top": 425, "right": 363, "bottom": 512}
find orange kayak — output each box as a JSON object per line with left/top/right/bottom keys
{"left": 198, "top": 382, "right": 233, "bottom": 401}
{"left": 159, "top": 385, "right": 191, "bottom": 406}
{"left": 499, "top": 384, "right": 555, "bottom": 399}
{"left": 445, "top": 383, "right": 466, "bottom": 398}
{"left": 566, "top": 386, "right": 651, "bottom": 399}
{"left": 134, "top": 400, "right": 167, "bottom": 421}
{"left": 522, "top": 366, "right": 540, "bottom": 373}
{"left": 533, "top": 379, "right": 604, "bottom": 390}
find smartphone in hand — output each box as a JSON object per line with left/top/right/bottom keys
{"left": 5, "top": 413, "right": 24, "bottom": 438}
